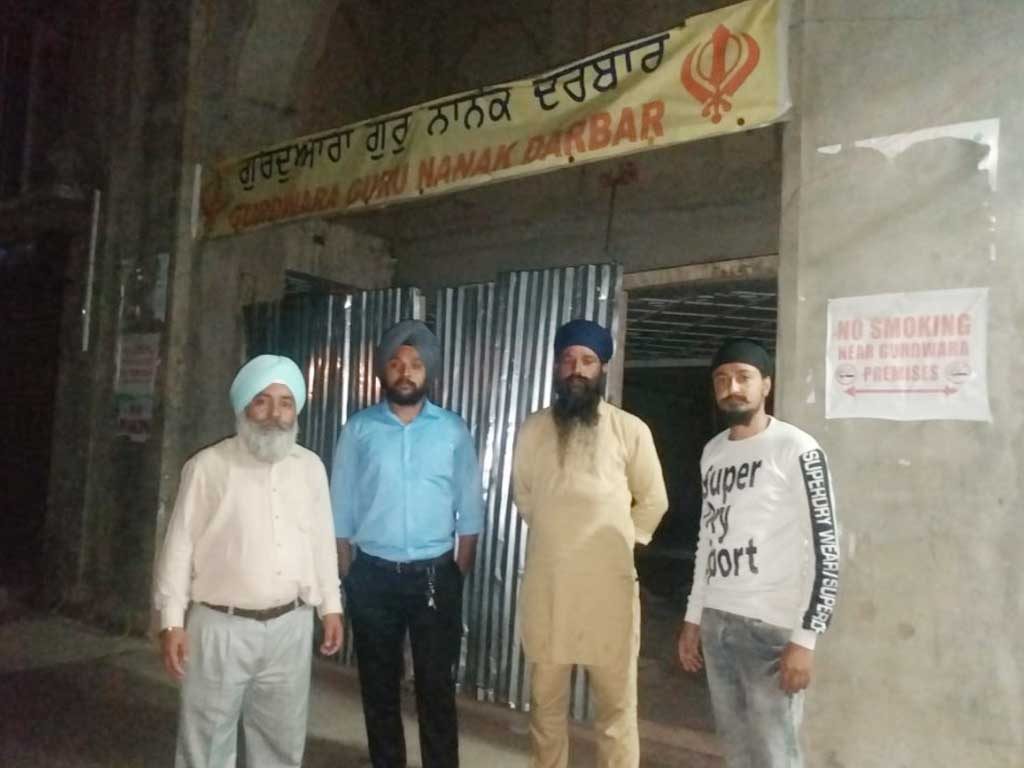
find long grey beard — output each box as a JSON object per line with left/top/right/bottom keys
{"left": 237, "top": 415, "right": 298, "bottom": 463}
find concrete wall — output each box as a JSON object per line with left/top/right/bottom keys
{"left": 40, "top": 0, "right": 192, "bottom": 621}
{"left": 42, "top": 4, "right": 1024, "bottom": 764}
{"left": 178, "top": 222, "right": 393, "bottom": 451}
{"left": 325, "top": 0, "right": 781, "bottom": 290}
{"left": 778, "top": 2, "right": 1023, "bottom": 765}
{"left": 155, "top": 1, "right": 398, "bottom": 613}
{"left": 383, "top": 125, "right": 780, "bottom": 290}
{"left": 40, "top": 0, "right": 394, "bottom": 621}
{"left": 149, "top": 0, "right": 778, "bottom": 558}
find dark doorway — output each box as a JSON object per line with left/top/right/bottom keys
{"left": 0, "top": 234, "right": 69, "bottom": 597}
{"left": 624, "top": 274, "right": 778, "bottom": 733}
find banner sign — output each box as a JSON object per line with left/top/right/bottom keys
{"left": 199, "top": 0, "right": 788, "bottom": 239}
{"left": 825, "top": 288, "right": 991, "bottom": 422}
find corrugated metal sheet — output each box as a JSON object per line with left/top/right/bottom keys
{"left": 437, "top": 264, "right": 622, "bottom": 720}
{"left": 244, "top": 287, "right": 425, "bottom": 664}
{"left": 245, "top": 266, "right": 622, "bottom": 720}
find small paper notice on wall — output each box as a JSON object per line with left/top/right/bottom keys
{"left": 115, "top": 333, "right": 161, "bottom": 441}
{"left": 825, "top": 288, "right": 990, "bottom": 422}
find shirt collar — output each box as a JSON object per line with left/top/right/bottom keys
{"left": 373, "top": 398, "right": 441, "bottom": 425}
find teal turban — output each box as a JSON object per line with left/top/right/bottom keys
{"left": 229, "top": 355, "right": 307, "bottom": 414}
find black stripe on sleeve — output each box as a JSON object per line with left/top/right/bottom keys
{"left": 799, "top": 448, "right": 840, "bottom": 633}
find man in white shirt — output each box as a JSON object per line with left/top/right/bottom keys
{"left": 154, "top": 354, "right": 343, "bottom": 768}
{"left": 678, "top": 338, "right": 839, "bottom": 768}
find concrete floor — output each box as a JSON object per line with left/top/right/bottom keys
{"left": 637, "top": 590, "right": 716, "bottom": 733}
{"left": 0, "top": 611, "right": 722, "bottom": 767}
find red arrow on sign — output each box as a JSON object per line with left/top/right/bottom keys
{"left": 845, "top": 386, "right": 958, "bottom": 397}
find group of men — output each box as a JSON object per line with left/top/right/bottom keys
{"left": 154, "top": 317, "right": 839, "bottom": 768}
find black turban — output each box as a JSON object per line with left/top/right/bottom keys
{"left": 710, "top": 338, "right": 773, "bottom": 377}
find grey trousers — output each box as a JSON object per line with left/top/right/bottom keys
{"left": 175, "top": 603, "right": 314, "bottom": 768}
{"left": 701, "top": 608, "right": 805, "bottom": 768}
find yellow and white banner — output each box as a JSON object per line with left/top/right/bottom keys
{"left": 199, "top": 0, "right": 788, "bottom": 239}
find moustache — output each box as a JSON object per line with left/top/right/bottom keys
{"left": 252, "top": 418, "right": 294, "bottom": 432}
{"left": 719, "top": 396, "right": 749, "bottom": 407}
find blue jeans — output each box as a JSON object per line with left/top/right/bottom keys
{"left": 700, "top": 608, "right": 804, "bottom": 768}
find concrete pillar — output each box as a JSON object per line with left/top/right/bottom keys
{"left": 778, "top": 2, "right": 1024, "bottom": 765}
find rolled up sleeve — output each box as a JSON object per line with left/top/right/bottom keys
{"left": 330, "top": 423, "right": 360, "bottom": 539}
{"left": 454, "top": 425, "right": 484, "bottom": 535}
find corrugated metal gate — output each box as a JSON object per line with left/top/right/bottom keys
{"left": 245, "top": 286, "right": 425, "bottom": 666}
{"left": 246, "top": 264, "right": 622, "bottom": 719}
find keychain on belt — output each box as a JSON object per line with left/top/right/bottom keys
{"left": 426, "top": 565, "right": 437, "bottom": 610}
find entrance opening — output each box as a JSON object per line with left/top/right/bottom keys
{"left": 0, "top": 234, "right": 70, "bottom": 600}
{"left": 624, "top": 265, "right": 778, "bottom": 733}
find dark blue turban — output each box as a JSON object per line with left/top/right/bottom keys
{"left": 554, "top": 319, "right": 614, "bottom": 363}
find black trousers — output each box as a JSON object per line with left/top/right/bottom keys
{"left": 344, "top": 553, "right": 464, "bottom": 768}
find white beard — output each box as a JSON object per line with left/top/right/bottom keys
{"left": 237, "top": 414, "right": 298, "bottom": 463}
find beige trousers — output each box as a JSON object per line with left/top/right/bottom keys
{"left": 528, "top": 651, "right": 639, "bottom": 768}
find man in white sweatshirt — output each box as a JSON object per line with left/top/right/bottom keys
{"left": 678, "top": 338, "right": 839, "bottom": 768}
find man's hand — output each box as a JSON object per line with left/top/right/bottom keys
{"left": 678, "top": 621, "right": 703, "bottom": 672}
{"left": 320, "top": 613, "right": 344, "bottom": 656}
{"left": 455, "top": 534, "right": 478, "bottom": 576}
{"left": 337, "top": 539, "right": 353, "bottom": 578}
{"left": 161, "top": 627, "right": 188, "bottom": 681}
{"left": 779, "top": 642, "right": 814, "bottom": 693}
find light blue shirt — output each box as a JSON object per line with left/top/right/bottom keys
{"left": 330, "top": 400, "right": 485, "bottom": 562}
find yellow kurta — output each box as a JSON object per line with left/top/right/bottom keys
{"left": 514, "top": 400, "right": 668, "bottom": 667}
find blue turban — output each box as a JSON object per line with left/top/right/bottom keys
{"left": 376, "top": 320, "right": 441, "bottom": 381}
{"left": 554, "top": 319, "right": 614, "bottom": 363}
{"left": 229, "top": 355, "right": 307, "bottom": 414}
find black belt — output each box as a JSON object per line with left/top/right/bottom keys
{"left": 202, "top": 598, "right": 303, "bottom": 622}
{"left": 358, "top": 550, "right": 454, "bottom": 574}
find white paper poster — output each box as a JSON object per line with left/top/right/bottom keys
{"left": 826, "top": 288, "right": 990, "bottom": 422}
{"left": 115, "top": 333, "right": 161, "bottom": 397}
{"left": 114, "top": 332, "right": 161, "bottom": 442}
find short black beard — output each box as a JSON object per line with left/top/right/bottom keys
{"left": 552, "top": 373, "right": 603, "bottom": 464}
{"left": 385, "top": 379, "right": 429, "bottom": 406}
{"left": 718, "top": 407, "right": 756, "bottom": 427}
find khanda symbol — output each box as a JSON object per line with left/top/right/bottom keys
{"left": 681, "top": 23, "right": 761, "bottom": 124}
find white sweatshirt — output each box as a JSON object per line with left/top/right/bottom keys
{"left": 684, "top": 418, "right": 839, "bottom": 649}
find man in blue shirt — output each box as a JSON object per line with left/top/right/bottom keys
{"left": 331, "top": 319, "right": 484, "bottom": 768}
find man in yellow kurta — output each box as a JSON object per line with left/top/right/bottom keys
{"left": 513, "top": 319, "right": 668, "bottom": 768}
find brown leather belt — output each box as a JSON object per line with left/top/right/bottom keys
{"left": 202, "top": 598, "right": 303, "bottom": 622}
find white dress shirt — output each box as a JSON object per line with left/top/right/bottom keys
{"left": 154, "top": 435, "right": 342, "bottom": 629}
